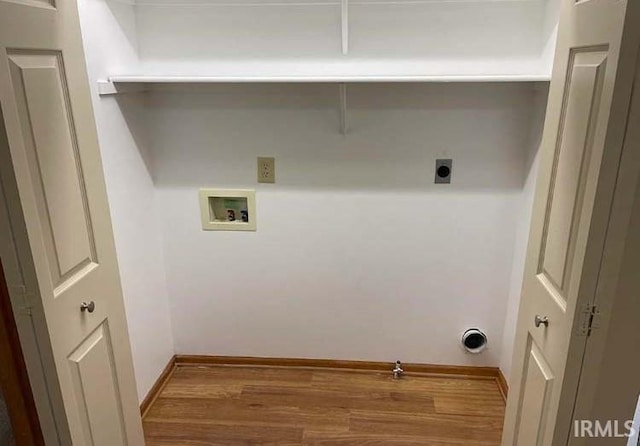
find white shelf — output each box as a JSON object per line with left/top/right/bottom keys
{"left": 99, "top": 0, "right": 559, "bottom": 92}
{"left": 102, "top": 58, "right": 552, "bottom": 88}
{"left": 99, "top": 73, "right": 549, "bottom": 94}
{"left": 97, "top": 72, "right": 549, "bottom": 135}
{"left": 109, "top": 74, "right": 549, "bottom": 83}
{"left": 128, "top": 0, "right": 545, "bottom": 6}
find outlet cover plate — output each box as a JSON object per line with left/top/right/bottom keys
{"left": 258, "top": 157, "right": 275, "bottom": 183}
{"left": 435, "top": 159, "right": 452, "bottom": 184}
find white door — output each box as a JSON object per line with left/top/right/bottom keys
{"left": 502, "top": 0, "right": 640, "bottom": 445}
{"left": 0, "top": 0, "right": 145, "bottom": 445}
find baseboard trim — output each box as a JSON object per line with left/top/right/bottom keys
{"left": 141, "top": 355, "right": 507, "bottom": 413}
{"left": 496, "top": 368, "right": 509, "bottom": 402}
{"left": 140, "top": 355, "right": 177, "bottom": 417}
{"left": 175, "top": 354, "right": 501, "bottom": 379}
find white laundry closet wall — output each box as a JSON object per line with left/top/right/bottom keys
{"left": 78, "top": 0, "right": 175, "bottom": 401}
{"left": 149, "top": 82, "right": 543, "bottom": 368}
{"left": 78, "top": 0, "right": 555, "bottom": 400}
{"left": 133, "top": 0, "right": 548, "bottom": 77}
{"left": 499, "top": 89, "right": 547, "bottom": 381}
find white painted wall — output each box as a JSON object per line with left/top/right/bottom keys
{"left": 127, "top": 0, "right": 555, "bottom": 78}
{"left": 499, "top": 85, "right": 548, "bottom": 382}
{"left": 541, "top": 0, "right": 562, "bottom": 74}
{"left": 145, "top": 83, "right": 542, "bottom": 367}
{"left": 496, "top": 0, "right": 558, "bottom": 378}
{"left": 78, "top": 0, "right": 175, "bottom": 402}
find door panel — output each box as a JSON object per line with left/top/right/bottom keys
{"left": 515, "top": 338, "right": 555, "bottom": 446}
{"left": 7, "top": 51, "right": 98, "bottom": 292}
{"left": 0, "top": 0, "right": 144, "bottom": 444}
{"left": 68, "top": 322, "right": 127, "bottom": 446}
{"left": 539, "top": 50, "right": 608, "bottom": 297}
{"left": 10, "top": 0, "right": 55, "bottom": 7}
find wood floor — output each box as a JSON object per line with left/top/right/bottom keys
{"left": 143, "top": 365, "right": 506, "bottom": 445}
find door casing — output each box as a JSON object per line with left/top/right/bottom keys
{"left": 0, "top": 256, "right": 44, "bottom": 446}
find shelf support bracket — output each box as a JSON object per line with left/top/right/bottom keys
{"left": 341, "top": 0, "right": 349, "bottom": 55}
{"left": 339, "top": 83, "right": 348, "bottom": 135}
{"left": 97, "top": 80, "right": 147, "bottom": 96}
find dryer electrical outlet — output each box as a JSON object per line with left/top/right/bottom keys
{"left": 435, "top": 159, "right": 452, "bottom": 184}
{"left": 258, "top": 157, "right": 275, "bottom": 183}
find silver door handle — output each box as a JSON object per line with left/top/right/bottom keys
{"left": 535, "top": 315, "right": 549, "bottom": 328}
{"left": 80, "top": 301, "right": 96, "bottom": 313}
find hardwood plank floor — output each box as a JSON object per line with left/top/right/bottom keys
{"left": 143, "top": 365, "right": 505, "bottom": 445}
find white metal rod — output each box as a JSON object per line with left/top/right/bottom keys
{"left": 339, "top": 83, "right": 348, "bottom": 134}
{"left": 341, "top": 0, "right": 349, "bottom": 55}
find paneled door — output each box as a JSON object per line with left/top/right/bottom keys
{"left": 0, "top": 0, "right": 144, "bottom": 444}
{"left": 503, "top": 0, "right": 639, "bottom": 445}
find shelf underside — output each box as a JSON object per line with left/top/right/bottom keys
{"left": 108, "top": 74, "right": 550, "bottom": 83}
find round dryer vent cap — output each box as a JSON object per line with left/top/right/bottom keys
{"left": 462, "top": 328, "right": 488, "bottom": 354}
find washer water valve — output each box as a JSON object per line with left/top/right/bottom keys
{"left": 392, "top": 360, "right": 404, "bottom": 379}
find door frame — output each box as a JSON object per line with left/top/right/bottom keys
{"left": 0, "top": 257, "right": 43, "bottom": 445}
{"left": 0, "top": 98, "right": 67, "bottom": 446}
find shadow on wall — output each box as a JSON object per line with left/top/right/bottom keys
{"left": 133, "top": 1, "right": 545, "bottom": 61}
{"left": 105, "top": 0, "right": 138, "bottom": 54}
{"left": 115, "top": 82, "right": 544, "bottom": 192}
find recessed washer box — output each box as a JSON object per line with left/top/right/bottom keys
{"left": 199, "top": 189, "right": 256, "bottom": 231}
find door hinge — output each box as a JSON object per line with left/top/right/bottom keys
{"left": 578, "top": 303, "right": 600, "bottom": 337}
{"left": 10, "top": 285, "right": 34, "bottom": 317}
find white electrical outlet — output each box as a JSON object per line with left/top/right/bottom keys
{"left": 257, "top": 157, "right": 275, "bottom": 183}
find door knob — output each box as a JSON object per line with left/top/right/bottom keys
{"left": 80, "top": 301, "right": 96, "bottom": 313}
{"left": 534, "top": 315, "right": 549, "bottom": 328}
